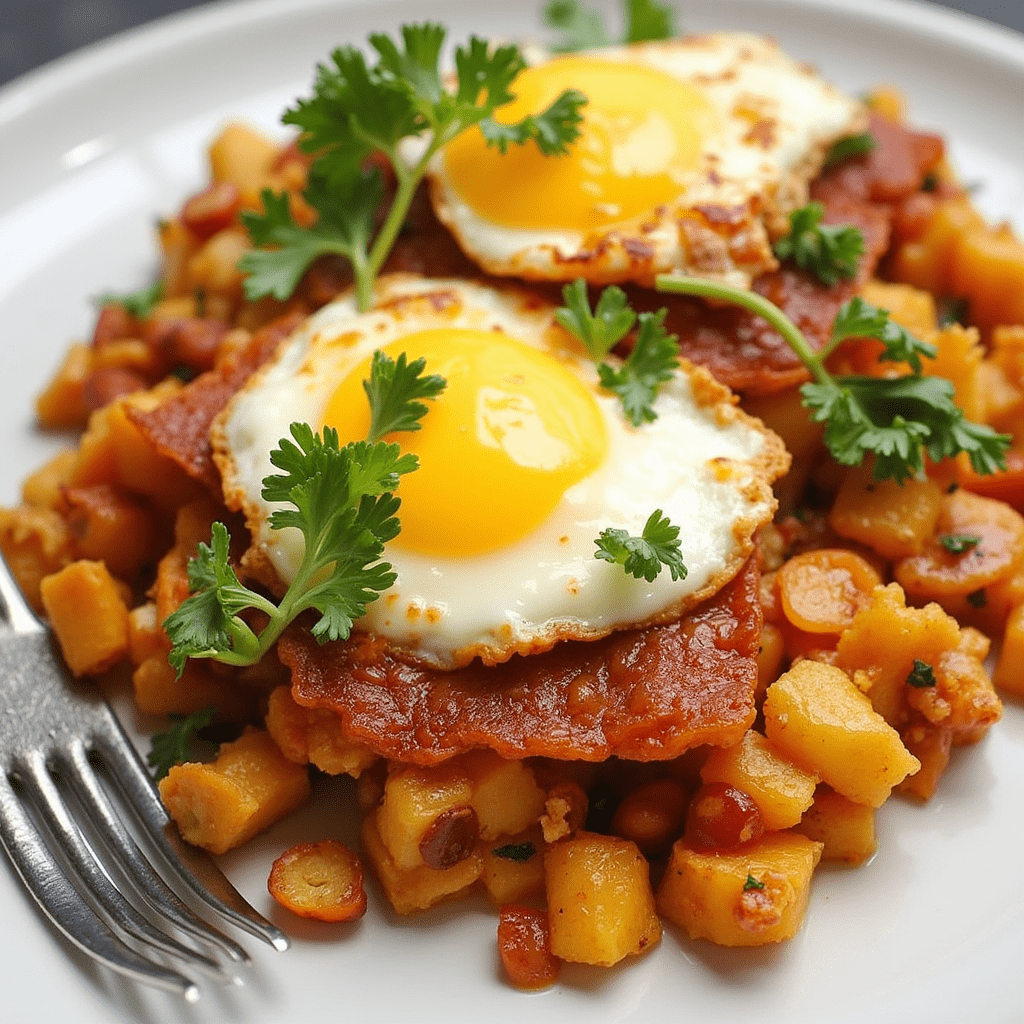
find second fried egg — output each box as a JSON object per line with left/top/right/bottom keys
{"left": 424, "top": 32, "right": 865, "bottom": 289}
{"left": 214, "top": 275, "right": 787, "bottom": 670}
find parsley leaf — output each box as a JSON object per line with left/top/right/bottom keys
{"left": 743, "top": 874, "right": 766, "bottom": 892}
{"left": 655, "top": 274, "right": 1011, "bottom": 485}
{"left": 240, "top": 162, "right": 382, "bottom": 302}
{"left": 364, "top": 349, "right": 447, "bottom": 443}
{"left": 938, "top": 533, "right": 981, "bottom": 554}
{"left": 772, "top": 202, "right": 865, "bottom": 287}
{"left": 554, "top": 279, "right": 636, "bottom": 359}
{"left": 492, "top": 841, "right": 537, "bottom": 862}
{"left": 544, "top": 0, "right": 610, "bottom": 50}
{"left": 830, "top": 296, "right": 937, "bottom": 373}
{"left": 556, "top": 281, "right": 679, "bottom": 425}
{"left": 244, "top": 24, "right": 586, "bottom": 311}
{"left": 544, "top": 0, "right": 675, "bottom": 51}
{"left": 595, "top": 509, "right": 687, "bottom": 583}
{"left": 906, "top": 660, "right": 936, "bottom": 688}
{"left": 96, "top": 281, "right": 163, "bottom": 320}
{"left": 597, "top": 308, "right": 680, "bottom": 426}
{"left": 625, "top": 0, "right": 677, "bottom": 42}
{"left": 823, "top": 132, "right": 875, "bottom": 169}
{"left": 148, "top": 707, "right": 216, "bottom": 780}
{"left": 165, "top": 421, "right": 425, "bottom": 673}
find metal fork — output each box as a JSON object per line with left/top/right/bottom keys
{"left": 0, "top": 553, "right": 289, "bottom": 1001}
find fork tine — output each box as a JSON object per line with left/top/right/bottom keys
{"left": 0, "top": 772, "right": 199, "bottom": 1001}
{"left": 93, "top": 713, "right": 290, "bottom": 952}
{"left": 62, "top": 741, "right": 251, "bottom": 966}
{"left": 14, "top": 748, "right": 232, "bottom": 985}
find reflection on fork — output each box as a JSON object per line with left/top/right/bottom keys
{"left": 0, "top": 552, "right": 288, "bottom": 1000}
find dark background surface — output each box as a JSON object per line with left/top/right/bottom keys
{"left": 1, "top": 0, "right": 1023, "bottom": 88}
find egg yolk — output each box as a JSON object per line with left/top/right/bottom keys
{"left": 321, "top": 328, "right": 608, "bottom": 557}
{"left": 442, "top": 55, "right": 715, "bottom": 232}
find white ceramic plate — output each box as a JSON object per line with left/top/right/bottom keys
{"left": 2, "top": 1, "right": 1024, "bottom": 1021}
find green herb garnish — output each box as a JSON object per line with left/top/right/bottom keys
{"left": 743, "top": 874, "right": 766, "bottom": 892}
{"left": 595, "top": 508, "right": 686, "bottom": 583}
{"left": 239, "top": 24, "right": 586, "bottom": 312}
{"left": 966, "top": 588, "right": 988, "bottom": 608}
{"left": 823, "top": 132, "right": 875, "bottom": 169}
{"left": 772, "top": 203, "right": 865, "bottom": 287}
{"left": 148, "top": 707, "right": 216, "bottom": 780}
{"left": 556, "top": 280, "right": 680, "bottom": 426}
{"left": 938, "top": 533, "right": 981, "bottom": 555}
{"left": 655, "top": 275, "right": 1010, "bottom": 484}
{"left": 492, "top": 841, "right": 538, "bottom": 862}
{"left": 164, "top": 355, "right": 446, "bottom": 674}
{"left": 96, "top": 281, "right": 163, "bottom": 320}
{"left": 544, "top": 0, "right": 676, "bottom": 51}
{"left": 906, "top": 659, "right": 936, "bottom": 688}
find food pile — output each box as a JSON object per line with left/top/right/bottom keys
{"left": 5, "top": 0, "right": 1024, "bottom": 990}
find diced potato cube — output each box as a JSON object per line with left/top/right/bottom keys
{"left": 361, "top": 815, "right": 482, "bottom": 915}
{"left": 829, "top": 467, "right": 943, "bottom": 560}
{"left": 21, "top": 448, "right": 77, "bottom": 509}
{"left": 995, "top": 603, "right": 1024, "bottom": 696}
{"left": 39, "top": 560, "right": 128, "bottom": 676}
{"left": 461, "top": 750, "right": 546, "bottom": 840}
{"left": 35, "top": 343, "right": 91, "bottom": 429}
{"left": 545, "top": 832, "right": 660, "bottom": 967}
{"left": 794, "top": 788, "right": 876, "bottom": 863}
{"left": 264, "top": 686, "right": 377, "bottom": 777}
{"left": 0, "top": 504, "right": 74, "bottom": 613}
{"left": 376, "top": 762, "right": 475, "bottom": 871}
{"left": 480, "top": 829, "right": 546, "bottom": 905}
{"left": 132, "top": 653, "right": 250, "bottom": 719}
{"left": 126, "top": 602, "right": 170, "bottom": 666}
{"left": 700, "top": 730, "right": 818, "bottom": 831}
{"left": 657, "top": 832, "right": 822, "bottom": 947}
{"left": 836, "top": 583, "right": 961, "bottom": 726}
{"left": 763, "top": 660, "right": 920, "bottom": 807}
{"left": 159, "top": 728, "right": 310, "bottom": 855}
{"left": 898, "top": 724, "right": 952, "bottom": 800}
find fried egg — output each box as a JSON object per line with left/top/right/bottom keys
{"left": 420, "top": 32, "right": 865, "bottom": 289}
{"left": 214, "top": 275, "right": 787, "bottom": 670}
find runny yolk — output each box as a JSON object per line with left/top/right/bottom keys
{"left": 320, "top": 328, "right": 608, "bottom": 557}
{"left": 442, "top": 55, "right": 715, "bottom": 232}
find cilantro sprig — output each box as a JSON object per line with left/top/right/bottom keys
{"left": 240, "top": 24, "right": 586, "bottom": 312}
{"left": 772, "top": 203, "right": 865, "bottom": 287}
{"left": 164, "top": 354, "right": 446, "bottom": 674}
{"left": 655, "top": 275, "right": 1010, "bottom": 484}
{"left": 544, "top": 0, "right": 676, "bottom": 51}
{"left": 595, "top": 509, "right": 687, "bottom": 583}
{"left": 555, "top": 280, "right": 680, "bottom": 426}
{"left": 148, "top": 707, "right": 216, "bottom": 780}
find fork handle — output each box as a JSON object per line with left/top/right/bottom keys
{"left": 0, "top": 551, "right": 45, "bottom": 637}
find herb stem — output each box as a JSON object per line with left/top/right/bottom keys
{"left": 654, "top": 273, "right": 837, "bottom": 388}
{"left": 360, "top": 146, "right": 439, "bottom": 312}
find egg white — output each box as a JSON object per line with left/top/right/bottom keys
{"left": 422, "top": 32, "right": 866, "bottom": 289}
{"left": 214, "top": 275, "right": 787, "bottom": 669}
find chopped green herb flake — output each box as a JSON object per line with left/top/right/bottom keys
{"left": 967, "top": 588, "right": 988, "bottom": 608}
{"left": 906, "top": 659, "right": 936, "bottom": 688}
{"left": 772, "top": 203, "right": 864, "bottom": 287}
{"left": 823, "top": 132, "right": 875, "bottom": 168}
{"left": 938, "top": 533, "right": 981, "bottom": 555}
{"left": 743, "top": 874, "right": 766, "bottom": 892}
{"left": 96, "top": 281, "right": 163, "bottom": 320}
{"left": 492, "top": 841, "right": 537, "bottom": 862}
{"left": 594, "top": 508, "right": 687, "bottom": 583}
{"left": 148, "top": 706, "right": 217, "bottom": 780}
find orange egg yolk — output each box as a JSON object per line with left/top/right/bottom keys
{"left": 321, "top": 328, "right": 608, "bottom": 557}
{"left": 442, "top": 55, "right": 715, "bottom": 232}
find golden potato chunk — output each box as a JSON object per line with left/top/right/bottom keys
{"left": 657, "top": 831, "right": 823, "bottom": 947}
{"left": 794, "top": 787, "right": 876, "bottom": 864}
{"left": 545, "top": 832, "right": 660, "bottom": 967}
{"left": 361, "top": 815, "right": 483, "bottom": 915}
{"left": 39, "top": 559, "right": 128, "bottom": 676}
{"left": 763, "top": 660, "right": 920, "bottom": 807}
{"left": 700, "top": 730, "right": 819, "bottom": 831}
{"left": 159, "top": 728, "right": 310, "bottom": 855}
